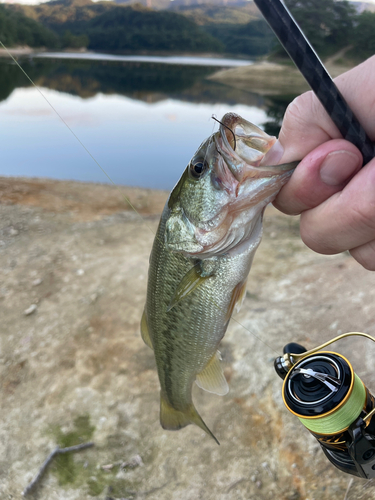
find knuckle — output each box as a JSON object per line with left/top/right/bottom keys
{"left": 349, "top": 200, "right": 375, "bottom": 235}
{"left": 279, "top": 91, "right": 333, "bottom": 148}
{"left": 299, "top": 216, "right": 335, "bottom": 255}
{"left": 282, "top": 92, "right": 315, "bottom": 131}
{"left": 350, "top": 241, "right": 375, "bottom": 271}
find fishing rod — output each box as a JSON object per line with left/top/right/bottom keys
{"left": 253, "top": 0, "right": 375, "bottom": 478}
{"left": 253, "top": 0, "right": 375, "bottom": 165}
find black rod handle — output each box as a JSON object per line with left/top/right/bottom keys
{"left": 253, "top": 0, "right": 375, "bottom": 165}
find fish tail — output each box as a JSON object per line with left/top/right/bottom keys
{"left": 160, "top": 392, "right": 219, "bottom": 445}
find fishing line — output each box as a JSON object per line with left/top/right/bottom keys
{"left": 0, "top": 40, "right": 156, "bottom": 238}
{"left": 215, "top": 300, "right": 279, "bottom": 356}
{"left": 1, "top": 42, "right": 286, "bottom": 360}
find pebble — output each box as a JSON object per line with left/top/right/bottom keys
{"left": 9, "top": 227, "right": 19, "bottom": 236}
{"left": 76, "top": 269, "right": 85, "bottom": 276}
{"left": 32, "top": 278, "right": 43, "bottom": 286}
{"left": 24, "top": 304, "right": 37, "bottom": 316}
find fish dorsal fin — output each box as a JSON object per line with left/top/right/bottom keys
{"left": 167, "top": 263, "right": 211, "bottom": 312}
{"left": 196, "top": 351, "right": 229, "bottom": 396}
{"left": 225, "top": 279, "right": 248, "bottom": 323}
{"left": 140, "top": 310, "right": 153, "bottom": 349}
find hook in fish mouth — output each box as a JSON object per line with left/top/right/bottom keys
{"left": 212, "top": 115, "right": 237, "bottom": 152}
{"left": 213, "top": 113, "right": 299, "bottom": 183}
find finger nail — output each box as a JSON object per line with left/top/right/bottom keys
{"left": 320, "top": 150, "right": 362, "bottom": 186}
{"left": 260, "top": 140, "right": 284, "bottom": 166}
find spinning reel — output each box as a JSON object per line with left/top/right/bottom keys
{"left": 275, "top": 333, "right": 375, "bottom": 479}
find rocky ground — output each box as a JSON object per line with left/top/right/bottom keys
{"left": 209, "top": 52, "right": 354, "bottom": 95}
{"left": 1, "top": 176, "right": 375, "bottom": 500}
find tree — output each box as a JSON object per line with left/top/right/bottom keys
{"left": 0, "top": 4, "right": 59, "bottom": 48}
{"left": 86, "top": 7, "right": 224, "bottom": 53}
{"left": 351, "top": 11, "right": 375, "bottom": 59}
{"left": 279, "top": 0, "right": 356, "bottom": 57}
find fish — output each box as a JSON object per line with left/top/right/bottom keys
{"left": 141, "top": 112, "right": 297, "bottom": 444}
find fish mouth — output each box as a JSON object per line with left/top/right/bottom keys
{"left": 216, "top": 112, "right": 295, "bottom": 183}
{"left": 165, "top": 113, "right": 298, "bottom": 258}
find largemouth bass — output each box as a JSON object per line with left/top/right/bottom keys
{"left": 141, "top": 113, "right": 296, "bottom": 444}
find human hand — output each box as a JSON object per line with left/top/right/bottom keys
{"left": 267, "top": 56, "right": 375, "bottom": 270}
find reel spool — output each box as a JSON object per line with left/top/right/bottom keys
{"left": 275, "top": 333, "right": 375, "bottom": 479}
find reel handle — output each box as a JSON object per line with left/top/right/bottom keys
{"left": 274, "top": 342, "right": 306, "bottom": 379}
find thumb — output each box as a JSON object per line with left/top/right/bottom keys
{"left": 264, "top": 56, "right": 375, "bottom": 166}
{"left": 264, "top": 90, "right": 342, "bottom": 166}
{"left": 273, "top": 139, "right": 362, "bottom": 215}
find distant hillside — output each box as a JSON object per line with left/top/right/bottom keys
{"left": 168, "top": 3, "right": 261, "bottom": 25}
{"left": 85, "top": 6, "right": 224, "bottom": 52}
{"left": 6, "top": 0, "right": 373, "bottom": 60}
{"left": 114, "top": 0, "right": 255, "bottom": 9}
{"left": 8, "top": 1, "right": 223, "bottom": 53}
{"left": 9, "top": 0, "right": 114, "bottom": 34}
{"left": 0, "top": 4, "right": 58, "bottom": 48}
{"left": 205, "top": 18, "right": 277, "bottom": 56}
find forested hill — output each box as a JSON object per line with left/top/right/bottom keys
{"left": 85, "top": 7, "right": 223, "bottom": 52}
{"left": 0, "top": 4, "right": 58, "bottom": 48}
{"left": 3, "top": 0, "right": 375, "bottom": 60}
{"left": 5, "top": 1, "right": 223, "bottom": 52}
{"left": 4, "top": 0, "right": 275, "bottom": 55}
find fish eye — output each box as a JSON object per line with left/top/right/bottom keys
{"left": 190, "top": 160, "right": 208, "bottom": 179}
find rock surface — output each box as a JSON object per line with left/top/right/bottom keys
{"left": 209, "top": 59, "right": 354, "bottom": 95}
{"left": 1, "top": 177, "right": 375, "bottom": 500}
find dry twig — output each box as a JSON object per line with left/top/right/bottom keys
{"left": 22, "top": 442, "right": 94, "bottom": 496}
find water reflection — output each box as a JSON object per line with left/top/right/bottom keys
{"left": 262, "top": 94, "right": 296, "bottom": 137}
{"left": 0, "top": 57, "right": 295, "bottom": 190}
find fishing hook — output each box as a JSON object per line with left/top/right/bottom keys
{"left": 212, "top": 115, "right": 236, "bottom": 152}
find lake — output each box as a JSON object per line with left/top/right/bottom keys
{"left": 0, "top": 53, "right": 295, "bottom": 190}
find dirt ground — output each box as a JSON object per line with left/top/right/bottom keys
{"left": 1, "top": 176, "right": 375, "bottom": 500}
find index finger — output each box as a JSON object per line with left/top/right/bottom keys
{"left": 274, "top": 56, "right": 375, "bottom": 165}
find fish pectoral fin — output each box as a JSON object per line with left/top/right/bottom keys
{"left": 225, "top": 279, "right": 248, "bottom": 323}
{"left": 140, "top": 310, "right": 153, "bottom": 349}
{"left": 196, "top": 351, "right": 229, "bottom": 396}
{"left": 167, "top": 263, "right": 211, "bottom": 312}
{"left": 160, "top": 392, "right": 219, "bottom": 445}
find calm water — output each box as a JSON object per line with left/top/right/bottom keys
{"left": 0, "top": 54, "right": 294, "bottom": 190}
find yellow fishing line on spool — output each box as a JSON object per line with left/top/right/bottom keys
{"left": 282, "top": 351, "right": 367, "bottom": 435}
{"left": 297, "top": 373, "right": 366, "bottom": 435}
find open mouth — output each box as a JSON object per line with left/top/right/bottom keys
{"left": 220, "top": 113, "right": 276, "bottom": 163}
{"left": 214, "top": 113, "right": 277, "bottom": 183}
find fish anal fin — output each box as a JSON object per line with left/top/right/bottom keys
{"left": 196, "top": 351, "right": 229, "bottom": 396}
{"left": 167, "top": 263, "right": 211, "bottom": 312}
{"left": 225, "top": 279, "right": 248, "bottom": 323}
{"left": 160, "top": 392, "right": 219, "bottom": 445}
{"left": 140, "top": 310, "right": 153, "bottom": 349}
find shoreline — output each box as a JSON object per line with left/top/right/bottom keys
{"left": 208, "top": 59, "right": 355, "bottom": 95}
{"left": 0, "top": 48, "right": 355, "bottom": 96}
{"left": 0, "top": 46, "right": 38, "bottom": 57}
